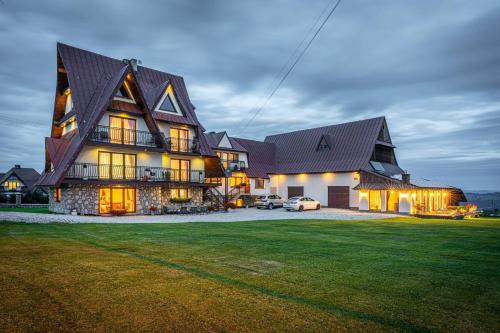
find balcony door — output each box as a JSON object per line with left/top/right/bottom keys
{"left": 98, "top": 152, "right": 136, "bottom": 180}
{"left": 171, "top": 159, "right": 190, "bottom": 182}
{"left": 109, "top": 116, "right": 136, "bottom": 145}
{"left": 170, "top": 128, "right": 189, "bottom": 152}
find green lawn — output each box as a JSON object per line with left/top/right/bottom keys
{"left": 0, "top": 207, "right": 50, "bottom": 213}
{"left": 1, "top": 218, "right": 499, "bottom": 332}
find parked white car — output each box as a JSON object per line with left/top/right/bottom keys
{"left": 284, "top": 196, "right": 321, "bottom": 211}
{"left": 255, "top": 194, "right": 285, "bottom": 209}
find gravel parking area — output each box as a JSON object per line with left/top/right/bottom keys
{"left": 0, "top": 207, "right": 399, "bottom": 224}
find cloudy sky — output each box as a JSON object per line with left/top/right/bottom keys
{"left": 1, "top": 0, "right": 499, "bottom": 190}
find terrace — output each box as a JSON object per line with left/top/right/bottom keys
{"left": 65, "top": 162, "right": 205, "bottom": 183}
{"left": 90, "top": 125, "right": 163, "bottom": 148}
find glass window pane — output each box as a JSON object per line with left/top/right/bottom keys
{"left": 112, "top": 188, "right": 124, "bottom": 210}
{"left": 125, "top": 188, "right": 135, "bottom": 212}
{"left": 98, "top": 152, "right": 111, "bottom": 179}
{"left": 99, "top": 188, "right": 111, "bottom": 214}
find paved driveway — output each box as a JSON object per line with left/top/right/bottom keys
{"left": 0, "top": 207, "right": 400, "bottom": 224}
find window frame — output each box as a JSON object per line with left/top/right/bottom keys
{"left": 255, "top": 178, "right": 265, "bottom": 189}
{"left": 99, "top": 187, "right": 136, "bottom": 214}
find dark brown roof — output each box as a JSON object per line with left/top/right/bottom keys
{"left": 41, "top": 43, "right": 215, "bottom": 186}
{"left": 204, "top": 132, "right": 248, "bottom": 153}
{"left": 232, "top": 138, "right": 275, "bottom": 178}
{"left": 264, "top": 117, "right": 387, "bottom": 174}
{"left": 0, "top": 166, "right": 42, "bottom": 191}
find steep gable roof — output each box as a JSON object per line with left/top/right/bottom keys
{"left": 0, "top": 166, "right": 41, "bottom": 191}
{"left": 264, "top": 117, "right": 388, "bottom": 174}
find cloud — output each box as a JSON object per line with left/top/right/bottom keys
{"left": 0, "top": 0, "right": 499, "bottom": 190}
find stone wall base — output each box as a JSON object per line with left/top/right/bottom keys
{"left": 48, "top": 184, "right": 206, "bottom": 215}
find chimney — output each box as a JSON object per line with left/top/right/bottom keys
{"left": 123, "top": 58, "right": 142, "bottom": 72}
{"left": 402, "top": 173, "right": 411, "bottom": 184}
{"left": 14, "top": 164, "right": 21, "bottom": 169}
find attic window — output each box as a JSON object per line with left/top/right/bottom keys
{"left": 317, "top": 135, "right": 330, "bottom": 151}
{"left": 115, "top": 81, "right": 135, "bottom": 103}
{"left": 155, "top": 84, "right": 183, "bottom": 115}
{"left": 159, "top": 95, "right": 176, "bottom": 112}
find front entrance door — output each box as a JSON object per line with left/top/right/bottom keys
{"left": 327, "top": 186, "right": 350, "bottom": 208}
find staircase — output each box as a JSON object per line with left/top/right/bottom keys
{"left": 204, "top": 187, "right": 225, "bottom": 211}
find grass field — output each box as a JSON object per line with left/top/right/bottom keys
{"left": 0, "top": 207, "right": 50, "bottom": 213}
{"left": 1, "top": 217, "right": 499, "bottom": 332}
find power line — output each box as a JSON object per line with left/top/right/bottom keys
{"left": 238, "top": 0, "right": 343, "bottom": 136}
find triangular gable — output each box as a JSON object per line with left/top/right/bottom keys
{"left": 377, "top": 119, "right": 392, "bottom": 144}
{"left": 316, "top": 134, "right": 331, "bottom": 151}
{"left": 153, "top": 84, "right": 184, "bottom": 116}
{"left": 218, "top": 132, "right": 233, "bottom": 148}
{"left": 114, "top": 80, "right": 136, "bottom": 103}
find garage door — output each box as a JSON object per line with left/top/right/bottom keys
{"left": 328, "top": 186, "right": 350, "bottom": 208}
{"left": 287, "top": 186, "right": 304, "bottom": 198}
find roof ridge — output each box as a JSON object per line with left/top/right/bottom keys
{"left": 264, "top": 116, "right": 385, "bottom": 139}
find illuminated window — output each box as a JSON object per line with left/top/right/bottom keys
{"left": 171, "top": 188, "right": 189, "bottom": 199}
{"left": 64, "top": 89, "right": 73, "bottom": 114}
{"left": 169, "top": 128, "right": 189, "bottom": 152}
{"left": 3, "top": 180, "right": 22, "bottom": 190}
{"left": 171, "top": 159, "right": 190, "bottom": 182}
{"left": 98, "top": 152, "right": 136, "bottom": 180}
{"left": 99, "top": 188, "right": 135, "bottom": 214}
{"left": 109, "top": 116, "right": 136, "bottom": 145}
{"left": 206, "top": 177, "right": 221, "bottom": 184}
{"left": 369, "top": 191, "right": 382, "bottom": 210}
{"left": 255, "top": 178, "right": 265, "bottom": 189}
{"left": 54, "top": 187, "right": 62, "bottom": 202}
{"left": 230, "top": 153, "right": 239, "bottom": 162}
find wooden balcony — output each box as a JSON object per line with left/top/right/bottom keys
{"left": 66, "top": 163, "right": 205, "bottom": 183}
{"left": 90, "top": 125, "right": 163, "bottom": 148}
{"left": 166, "top": 137, "right": 200, "bottom": 154}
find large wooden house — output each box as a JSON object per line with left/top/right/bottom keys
{"left": 38, "top": 43, "right": 224, "bottom": 214}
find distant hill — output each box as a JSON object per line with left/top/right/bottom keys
{"left": 465, "top": 192, "right": 500, "bottom": 210}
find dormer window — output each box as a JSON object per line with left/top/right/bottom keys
{"left": 114, "top": 81, "right": 135, "bottom": 103}
{"left": 64, "top": 88, "right": 73, "bottom": 114}
{"left": 155, "top": 84, "right": 183, "bottom": 116}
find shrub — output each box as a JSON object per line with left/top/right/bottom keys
{"left": 170, "top": 197, "right": 192, "bottom": 204}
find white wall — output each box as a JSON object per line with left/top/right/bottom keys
{"left": 75, "top": 146, "right": 162, "bottom": 167}
{"left": 268, "top": 172, "right": 360, "bottom": 207}
{"left": 249, "top": 178, "right": 269, "bottom": 196}
{"left": 218, "top": 133, "right": 232, "bottom": 148}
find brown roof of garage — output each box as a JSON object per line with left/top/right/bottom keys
{"left": 232, "top": 138, "right": 276, "bottom": 178}
{"left": 264, "top": 117, "right": 386, "bottom": 174}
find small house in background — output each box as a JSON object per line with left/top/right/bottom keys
{"left": 0, "top": 165, "right": 42, "bottom": 195}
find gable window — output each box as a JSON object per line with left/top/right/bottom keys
{"left": 155, "top": 84, "right": 183, "bottom": 115}
{"left": 255, "top": 178, "right": 265, "bottom": 189}
{"left": 115, "top": 81, "right": 135, "bottom": 103}
{"left": 54, "top": 187, "right": 61, "bottom": 202}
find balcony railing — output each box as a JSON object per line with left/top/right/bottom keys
{"left": 166, "top": 137, "right": 200, "bottom": 153}
{"left": 221, "top": 160, "right": 246, "bottom": 171}
{"left": 66, "top": 163, "right": 205, "bottom": 183}
{"left": 91, "top": 125, "right": 163, "bottom": 148}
